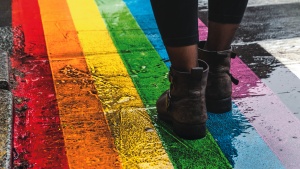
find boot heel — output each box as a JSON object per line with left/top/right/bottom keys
{"left": 173, "top": 121, "right": 206, "bottom": 140}
{"left": 206, "top": 97, "right": 232, "bottom": 113}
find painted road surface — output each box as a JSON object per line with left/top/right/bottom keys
{"left": 0, "top": 0, "right": 299, "bottom": 168}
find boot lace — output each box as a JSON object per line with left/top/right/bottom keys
{"left": 228, "top": 52, "right": 239, "bottom": 85}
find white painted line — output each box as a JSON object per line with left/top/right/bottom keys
{"left": 258, "top": 38, "right": 300, "bottom": 79}
{"left": 198, "top": 0, "right": 300, "bottom": 8}
{"left": 247, "top": 0, "right": 300, "bottom": 7}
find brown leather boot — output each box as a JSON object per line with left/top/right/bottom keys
{"left": 198, "top": 41, "right": 239, "bottom": 113}
{"left": 156, "top": 60, "right": 209, "bottom": 139}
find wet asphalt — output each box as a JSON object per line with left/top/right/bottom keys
{"left": 199, "top": 1, "right": 300, "bottom": 117}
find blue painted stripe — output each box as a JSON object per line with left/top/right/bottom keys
{"left": 123, "top": 0, "right": 284, "bottom": 168}
{"left": 123, "top": 0, "right": 170, "bottom": 68}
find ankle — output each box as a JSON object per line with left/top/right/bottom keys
{"left": 167, "top": 45, "right": 198, "bottom": 72}
{"left": 204, "top": 41, "right": 231, "bottom": 51}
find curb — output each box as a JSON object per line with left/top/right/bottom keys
{"left": 0, "top": 51, "right": 9, "bottom": 90}
{"left": 0, "top": 90, "right": 13, "bottom": 169}
{"left": 0, "top": 50, "right": 13, "bottom": 169}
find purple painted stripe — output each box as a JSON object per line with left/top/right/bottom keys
{"left": 198, "top": 20, "right": 300, "bottom": 169}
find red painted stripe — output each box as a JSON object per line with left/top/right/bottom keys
{"left": 12, "top": 0, "right": 69, "bottom": 168}
{"left": 12, "top": 1, "right": 46, "bottom": 58}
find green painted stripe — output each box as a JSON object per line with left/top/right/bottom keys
{"left": 94, "top": 0, "right": 232, "bottom": 168}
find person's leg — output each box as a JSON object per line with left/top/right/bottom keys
{"left": 205, "top": 22, "right": 240, "bottom": 51}
{"left": 150, "top": 0, "right": 209, "bottom": 139}
{"left": 150, "top": 0, "right": 199, "bottom": 72}
{"left": 199, "top": 0, "right": 248, "bottom": 113}
{"left": 206, "top": 0, "right": 248, "bottom": 50}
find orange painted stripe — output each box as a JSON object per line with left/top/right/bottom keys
{"left": 38, "top": 0, "right": 121, "bottom": 168}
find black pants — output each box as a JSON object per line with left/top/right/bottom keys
{"left": 150, "top": 0, "right": 248, "bottom": 47}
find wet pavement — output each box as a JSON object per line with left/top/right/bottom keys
{"left": 0, "top": 89, "right": 13, "bottom": 169}
{"left": 0, "top": 0, "right": 300, "bottom": 168}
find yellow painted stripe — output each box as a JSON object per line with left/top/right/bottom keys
{"left": 66, "top": 0, "right": 173, "bottom": 168}
{"left": 38, "top": 0, "right": 121, "bottom": 168}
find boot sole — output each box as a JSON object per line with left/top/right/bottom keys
{"left": 158, "top": 114, "right": 206, "bottom": 140}
{"left": 206, "top": 97, "right": 232, "bottom": 113}
{"left": 173, "top": 121, "right": 206, "bottom": 140}
{"left": 158, "top": 113, "right": 172, "bottom": 123}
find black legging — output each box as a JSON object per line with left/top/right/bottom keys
{"left": 150, "top": 0, "right": 248, "bottom": 47}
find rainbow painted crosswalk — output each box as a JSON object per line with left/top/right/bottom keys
{"left": 1, "top": 0, "right": 300, "bottom": 168}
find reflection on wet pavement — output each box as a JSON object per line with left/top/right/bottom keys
{"left": 0, "top": 0, "right": 299, "bottom": 168}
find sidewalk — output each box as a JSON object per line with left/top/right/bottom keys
{"left": 1, "top": 0, "right": 300, "bottom": 168}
